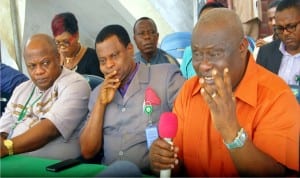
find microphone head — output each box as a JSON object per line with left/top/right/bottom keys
{"left": 158, "top": 112, "right": 178, "bottom": 138}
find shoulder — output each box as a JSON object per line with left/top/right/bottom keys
{"left": 259, "top": 40, "right": 281, "bottom": 52}
{"left": 56, "top": 68, "right": 89, "bottom": 88}
{"left": 83, "top": 47, "right": 98, "bottom": 58}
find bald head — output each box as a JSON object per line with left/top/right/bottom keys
{"left": 24, "top": 34, "right": 58, "bottom": 58}
{"left": 23, "top": 33, "right": 62, "bottom": 91}
{"left": 191, "top": 8, "right": 249, "bottom": 91}
{"left": 195, "top": 8, "right": 244, "bottom": 45}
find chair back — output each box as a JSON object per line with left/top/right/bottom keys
{"left": 160, "top": 32, "right": 192, "bottom": 61}
{"left": 82, "top": 74, "right": 104, "bottom": 90}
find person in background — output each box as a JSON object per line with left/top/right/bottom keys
{"left": 133, "top": 17, "right": 179, "bottom": 67}
{"left": 180, "top": 2, "right": 225, "bottom": 79}
{"left": 0, "top": 63, "right": 28, "bottom": 115}
{"left": 0, "top": 34, "right": 90, "bottom": 160}
{"left": 80, "top": 24, "right": 184, "bottom": 173}
{"left": 253, "top": 0, "right": 282, "bottom": 58}
{"left": 227, "top": 0, "right": 262, "bottom": 40}
{"left": 51, "top": 12, "right": 104, "bottom": 78}
{"left": 257, "top": 0, "right": 300, "bottom": 86}
{"left": 149, "top": 8, "right": 299, "bottom": 177}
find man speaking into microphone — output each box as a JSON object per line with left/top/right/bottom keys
{"left": 149, "top": 8, "right": 299, "bottom": 177}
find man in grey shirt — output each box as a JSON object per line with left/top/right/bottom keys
{"left": 80, "top": 25, "right": 185, "bottom": 173}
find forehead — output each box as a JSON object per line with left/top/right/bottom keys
{"left": 54, "top": 31, "right": 72, "bottom": 40}
{"left": 96, "top": 35, "right": 124, "bottom": 56}
{"left": 135, "top": 20, "right": 155, "bottom": 30}
{"left": 192, "top": 23, "right": 229, "bottom": 48}
{"left": 275, "top": 8, "right": 300, "bottom": 24}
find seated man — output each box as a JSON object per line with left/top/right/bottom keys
{"left": 150, "top": 8, "right": 299, "bottom": 176}
{"left": 0, "top": 63, "right": 28, "bottom": 115}
{"left": 0, "top": 34, "right": 90, "bottom": 160}
{"left": 133, "top": 17, "right": 179, "bottom": 67}
{"left": 80, "top": 25, "right": 185, "bottom": 173}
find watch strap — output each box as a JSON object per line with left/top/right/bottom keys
{"left": 224, "top": 128, "right": 247, "bottom": 150}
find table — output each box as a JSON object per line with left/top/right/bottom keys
{"left": 1, "top": 155, "right": 106, "bottom": 177}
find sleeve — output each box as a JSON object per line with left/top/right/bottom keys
{"left": 165, "top": 65, "right": 185, "bottom": 110}
{"left": 43, "top": 78, "right": 91, "bottom": 140}
{"left": 253, "top": 89, "right": 299, "bottom": 172}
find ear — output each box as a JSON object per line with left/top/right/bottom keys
{"left": 126, "top": 43, "right": 135, "bottom": 55}
{"left": 239, "top": 37, "right": 248, "bottom": 54}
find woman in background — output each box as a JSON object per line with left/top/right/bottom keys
{"left": 51, "top": 12, "right": 103, "bottom": 77}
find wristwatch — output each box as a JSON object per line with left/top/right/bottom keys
{"left": 3, "top": 139, "right": 14, "bottom": 155}
{"left": 224, "top": 128, "right": 247, "bottom": 150}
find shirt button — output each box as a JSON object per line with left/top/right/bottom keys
{"left": 121, "top": 107, "right": 126, "bottom": 112}
{"left": 119, "top": 151, "right": 123, "bottom": 156}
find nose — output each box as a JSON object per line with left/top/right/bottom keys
{"left": 271, "top": 18, "right": 276, "bottom": 26}
{"left": 34, "top": 65, "right": 46, "bottom": 75}
{"left": 105, "top": 58, "right": 115, "bottom": 69}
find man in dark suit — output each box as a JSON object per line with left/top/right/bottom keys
{"left": 257, "top": 0, "right": 300, "bottom": 86}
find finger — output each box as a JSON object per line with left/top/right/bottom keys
{"left": 223, "top": 68, "right": 234, "bottom": 101}
{"left": 200, "top": 87, "right": 217, "bottom": 109}
{"left": 104, "top": 70, "right": 118, "bottom": 79}
{"left": 211, "top": 68, "right": 225, "bottom": 99}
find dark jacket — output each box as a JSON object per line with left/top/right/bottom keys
{"left": 256, "top": 39, "right": 282, "bottom": 74}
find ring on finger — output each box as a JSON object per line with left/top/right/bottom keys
{"left": 211, "top": 92, "right": 217, "bottom": 98}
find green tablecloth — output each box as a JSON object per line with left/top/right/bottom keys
{"left": 0, "top": 155, "right": 106, "bottom": 177}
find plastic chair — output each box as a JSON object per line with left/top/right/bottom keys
{"left": 82, "top": 74, "right": 104, "bottom": 90}
{"left": 160, "top": 32, "right": 192, "bottom": 61}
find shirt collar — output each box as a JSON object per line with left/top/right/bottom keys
{"left": 118, "top": 63, "right": 139, "bottom": 97}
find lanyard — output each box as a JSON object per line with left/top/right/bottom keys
{"left": 17, "top": 87, "right": 42, "bottom": 123}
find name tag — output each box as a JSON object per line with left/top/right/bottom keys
{"left": 145, "top": 126, "right": 158, "bottom": 149}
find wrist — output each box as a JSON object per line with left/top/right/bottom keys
{"left": 223, "top": 128, "right": 247, "bottom": 150}
{"left": 3, "top": 139, "right": 14, "bottom": 155}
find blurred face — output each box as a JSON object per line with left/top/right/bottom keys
{"left": 96, "top": 35, "right": 135, "bottom": 83}
{"left": 274, "top": 8, "right": 300, "bottom": 54}
{"left": 54, "top": 31, "right": 79, "bottom": 57}
{"left": 133, "top": 19, "right": 159, "bottom": 57}
{"left": 192, "top": 23, "right": 248, "bottom": 90}
{"left": 267, "top": 7, "right": 276, "bottom": 32}
{"left": 24, "top": 42, "right": 61, "bottom": 91}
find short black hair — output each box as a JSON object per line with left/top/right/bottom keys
{"left": 276, "top": 0, "right": 300, "bottom": 12}
{"left": 95, "top": 24, "right": 130, "bottom": 48}
{"left": 133, "top": 17, "right": 157, "bottom": 34}
{"left": 198, "top": 2, "right": 225, "bottom": 18}
{"left": 268, "top": 0, "right": 281, "bottom": 9}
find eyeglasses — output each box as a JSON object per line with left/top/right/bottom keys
{"left": 273, "top": 21, "right": 300, "bottom": 34}
{"left": 55, "top": 35, "right": 75, "bottom": 48}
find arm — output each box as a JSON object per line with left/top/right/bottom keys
{"left": 200, "top": 68, "right": 287, "bottom": 176}
{"left": 1, "top": 119, "right": 59, "bottom": 157}
{"left": 80, "top": 71, "right": 120, "bottom": 159}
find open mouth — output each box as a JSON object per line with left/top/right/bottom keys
{"left": 203, "top": 76, "right": 214, "bottom": 84}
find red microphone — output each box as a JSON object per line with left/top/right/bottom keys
{"left": 158, "top": 112, "right": 178, "bottom": 178}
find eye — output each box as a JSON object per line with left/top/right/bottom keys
{"left": 99, "top": 58, "right": 106, "bottom": 65}
{"left": 27, "top": 64, "right": 35, "bottom": 70}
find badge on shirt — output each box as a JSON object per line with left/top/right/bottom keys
{"left": 145, "top": 125, "right": 158, "bottom": 149}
